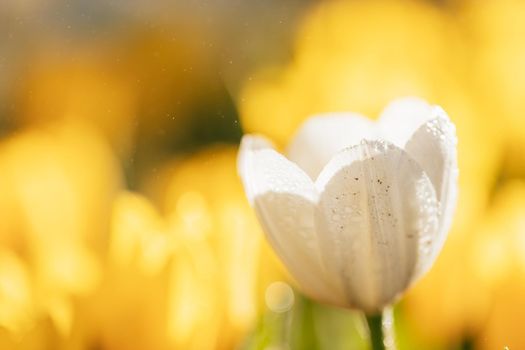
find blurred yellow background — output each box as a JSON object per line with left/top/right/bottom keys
{"left": 0, "top": 0, "right": 524, "bottom": 349}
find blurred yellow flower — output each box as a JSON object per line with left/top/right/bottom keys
{"left": 11, "top": 25, "right": 219, "bottom": 160}
{"left": 53, "top": 146, "right": 283, "bottom": 350}
{"left": 15, "top": 50, "right": 138, "bottom": 157}
{"left": 473, "top": 181, "right": 525, "bottom": 350}
{"left": 76, "top": 191, "right": 212, "bottom": 350}
{"left": 404, "top": 180, "right": 525, "bottom": 348}
{"left": 0, "top": 250, "right": 33, "bottom": 334}
{"left": 0, "top": 121, "right": 122, "bottom": 348}
{"left": 162, "top": 146, "right": 286, "bottom": 345}
{"left": 241, "top": 1, "right": 468, "bottom": 135}
{"left": 466, "top": 0, "right": 525, "bottom": 174}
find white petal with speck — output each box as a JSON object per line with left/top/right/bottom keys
{"left": 238, "top": 135, "right": 343, "bottom": 304}
{"left": 315, "top": 140, "right": 439, "bottom": 312}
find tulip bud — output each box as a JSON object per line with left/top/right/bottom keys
{"left": 238, "top": 98, "right": 458, "bottom": 314}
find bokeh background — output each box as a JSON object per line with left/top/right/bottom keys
{"left": 0, "top": 0, "right": 524, "bottom": 349}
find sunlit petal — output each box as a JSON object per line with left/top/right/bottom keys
{"left": 315, "top": 140, "right": 439, "bottom": 312}
{"left": 287, "top": 113, "right": 378, "bottom": 179}
{"left": 404, "top": 110, "right": 458, "bottom": 267}
{"left": 238, "top": 135, "right": 341, "bottom": 304}
{"left": 379, "top": 97, "right": 436, "bottom": 147}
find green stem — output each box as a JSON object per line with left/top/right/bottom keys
{"left": 366, "top": 312, "right": 386, "bottom": 350}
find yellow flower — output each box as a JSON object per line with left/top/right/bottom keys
{"left": 75, "top": 191, "right": 213, "bottom": 350}
{"left": 15, "top": 51, "right": 138, "bottom": 157}
{"left": 0, "top": 250, "right": 33, "bottom": 335}
{"left": 61, "top": 146, "right": 283, "bottom": 350}
{"left": 0, "top": 121, "right": 121, "bottom": 341}
{"left": 403, "top": 180, "right": 525, "bottom": 348}
{"left": 162, "top": 146, "right": 286, "bottom": 345}
{"left": 241, "top": 1, "right": 469, "bottom": 138}
{"left": 471, "top": 181, "right": 525, "bottom": 350}
{"left": 466, "top": 0, "right": 525, "bottom": 170}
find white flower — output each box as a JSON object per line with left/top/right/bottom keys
{"left": 238, "top": 97, "right": 458, "bottom": 313}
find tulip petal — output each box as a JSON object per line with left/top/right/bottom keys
{"left": 315, "top": 140, "right": 439, "bottom": 313}
{"left": 378, "top": 97, "right": 435, "bottom": 147}
{"left": 404, "top": 110, "right": 458, "bottom": 268}
{"left": 238, "top": 135, "right": 343, "bottom": 304}
{"left": 287, "top": 114, "right": 378, "bottom": 180}
{"left": 378, "top": 98, "right": 458, "bottom": 270}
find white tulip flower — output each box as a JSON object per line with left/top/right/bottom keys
{"left": 238, "top": 97, "right": 458, "bottom": 314}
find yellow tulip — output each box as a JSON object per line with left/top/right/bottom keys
{"left": 0, "top": 121, "right": 121, "bottom": 340}
{"left": 472, "top": 181, "right": 525, "bottom": 350}
{"left": 466, "top": 0, "right": 525, "bottom": 168}
{"left": 163, "top": 146, "right": 286, "bottom": 347}
{"left": 65, "top": 146, "right": 284, "bottom": 350}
